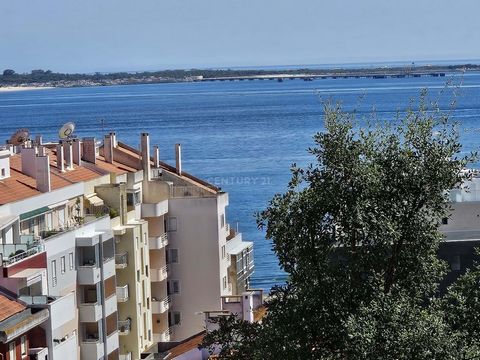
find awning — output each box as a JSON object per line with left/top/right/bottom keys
{"left": 226, "top": 241, "right": 253, "bottom": 256}
{"left": 86, "top": 195, "right": 104, "bottom": 207}
{"left": 0, "top": 215, "right": 18, "bottom": 229}
{"left": 20, "top": 207, "right": 50, "bottom": 221}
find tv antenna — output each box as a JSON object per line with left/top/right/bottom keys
{"left": 10, "top": 128, "right": 30, "bottom": 145}
{"left": 58, "top": 122, "right": 76, "bottom": 139}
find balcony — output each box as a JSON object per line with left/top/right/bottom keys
{"left": 29, "top": 347, "right": 49, "bottom": 360}
{"left": 141, "top": 199, "right": 168, "bottom": 218}
{"left": 103, "top": 257, "right": 115, "bottom": 279}
{"left": 81, "top": 338, "right": 104, "bottom": 360}
{"left": 0, "top": 242, "right": 45, "bottom": 267}
{"left": 52, "top": 334, "right": 77, "bottom": 359}
{"left": 106, "top": 331, "right": 119, "bottom": 355}
{"left": 149, "top": 233, "right": 168, "bottom": 249}
{"left": 116, "top": 285, "right": 129, "bottom": 302}
{"left": 119, "top": 352, "right": 132, "bottom": 360}
{"left": 115, "top": 252, "right": 128, "bottom": 269}
{"left": 118, "top": 318, "right": 131, "bottom": 335}
{"left": 79, "top": 302, "right": 103, "bottom": 322}
{"left": 78, "top": 264, "right": 101, "bottom": 285}
{"left": 1, "top": 308, "right": 49, "bottom": 343}
{"left": 150, "top": 265, "right": 168, "bottom": 282}
{"left": 152, "top": 296, "right": 170, "bottom": 314}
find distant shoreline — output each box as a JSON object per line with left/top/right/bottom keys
{"left": 0, "top": 64, "right": 478, "bottom": 90}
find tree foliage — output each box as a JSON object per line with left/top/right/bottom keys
{"left": 201, "top": 91, "right": 480, "bottom": 359}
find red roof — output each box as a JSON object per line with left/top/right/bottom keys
{"left": 0, "top": 294, "right": 25, "bottom": 322}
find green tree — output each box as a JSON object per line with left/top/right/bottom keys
{"left": 201, "top": 91, "right": 479, "bottom": 359}
{"left": 2, "top": 69, "right": 15, "bottom": 76}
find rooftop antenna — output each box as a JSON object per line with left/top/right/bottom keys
{"left": 9, "top": 128, "right": 30, "bottom": 146}
{"left": 58, "top": 121, "right": 76, "bottom": 140}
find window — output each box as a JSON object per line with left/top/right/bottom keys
{"left": 452, "top": 255, "right": 461, "bottom": 271}
{"left": 169, "top": 311, "right": 181, "bottom": 326}
{"left": 137, "top": 270, "right": 140, "bottom": 282}
{"left": 167, "top": 217, "right": 177, "bottom": 232}
{"left": 127, "top": 193, "right": 134, "bottom": 206}
{"left": 127, "top": 191, "right": 141, "bottom": 206}
{"left": 8, "top": 341, "right": 15, "bottom": 360}
{"left": 69, "top": 252, "right": 74, "bottom": 270}
{"left": 61, "top": 256, "right": 66, "bottom": 274}
{"left": 167, "top": 249, "right": 179, "bottom": 264}
{"left": 442, "top": 217, "right": 448, "bottom": 225}
{"left": 222, "top": 245, "right": 226, "bottom": 259}
{"left": 144, "top": 232, "right": 147, "bottom": 244}
{"left": 167, "top": 280, "right": 180, "bottom": 295}
{"left": 0, "top": 168, "right": 5, "bottom": 177}
{"left": 223, "top": 276, "right": 227, "bottom": 290}
{"left": 21, "top": 335, "right": 26, "bottom": 355}
{"left": 51, "top": 260, "right": 57, "bottom": 287}
{"left": 220, "top": 214, "right": 225, "bottom": 228}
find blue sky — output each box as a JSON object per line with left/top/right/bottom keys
{"left": 1, "top": 0, "right": 479, "bottom": 73}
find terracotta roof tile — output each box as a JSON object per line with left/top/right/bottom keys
{"left": 0, "top": 294, "right": 26, "bottom": 322}
{"left": 168, "top": 331, "right": 205, "bottom": 358}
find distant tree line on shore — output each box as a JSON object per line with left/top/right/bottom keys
{"left": 1, "top": 64, "right": 479, "bottom": 86}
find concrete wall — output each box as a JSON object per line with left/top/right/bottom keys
{"left": 167, "top": 194, "right": 226, "bottom": 341}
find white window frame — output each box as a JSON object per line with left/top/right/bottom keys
{"left": 69, "top": 252, "right": 74, "bottom": 270}
{"left": 167, "top": 217, "right": 177, "bottom": 232}
{"left": 61, "top": 256, "right": 66, "bottom": 274}
{"left": 21, "top": 335, "right": 26, "bottom": 355}
{"left": 51, "top": 260, "right": 57, "bottom": 286}
{"left": 223, "top": 276, "right": 227, "bottom": 290}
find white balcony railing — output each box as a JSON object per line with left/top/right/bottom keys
{"left": 119, "top": 352, "right": 132, "bottom": 360}
{"left": 118, "top": 318, "right": 131, "bottom": 335}
{"left": 149, "top": 233, "right": 168, "bottom": 249}
{"left": 116, "top": 285, "right": 129, "bottom": 302}
{"left": 150, "top": 265, "right": 168, "bottom": 282}
{"left": 152, "top": 296, "right": 170, "bottom": 314}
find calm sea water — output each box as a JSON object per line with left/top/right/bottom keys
{"left": 1, "top": 74, "right": 480, "bottom": 290}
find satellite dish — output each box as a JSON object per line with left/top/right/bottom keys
{"left": 59, "top": 122, "right": 75, "bottom": 139}
{"left": 10, "top": 128, "right": 30, "bottom": 145}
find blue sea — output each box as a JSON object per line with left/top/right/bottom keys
{"left": 1, "top": 73, "right": 480, "bottom": 290}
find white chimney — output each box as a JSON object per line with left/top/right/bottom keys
{"left": 153, "top": 145, "right": 160, "bottom": 168}
{"left": 72, "top": 138, "right": 82, "bottom": 166}
{"left": 0, "top": 149, "right": 11, "bottom": 180}
{"left": 35, "top": 135, "right": 43, "bottom": 146}
{"left": 21, "top": 146, "right": 37, "bottom": 178}
{"left": 37, "top": 146, "right": 45, "bottom": 156}
{"left": 175, "top": 143, "right": 182, "bottom": 175}
{"left": 82, "top": 137, "right": 97, "bottom": 164}
{"left": 141, "top": 133, "right": 151, "bottom": 181}
{"left": 56, "top": 144, "right": 65, "bottom": 172}
{"left": 110, "top": 132, "right": 117, "bottom": 148}
{"left": 63, "top": 140, "right": 73, "bottom": 170}
{"left": 104, "top": 134, "right": 114, "bottom": 164}
{"left": 36, "top": 155, "right": 51, "bottom": 193}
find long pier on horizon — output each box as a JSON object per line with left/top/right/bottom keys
{"left": 198, "top": 71, "right": 447, "bottom": 82}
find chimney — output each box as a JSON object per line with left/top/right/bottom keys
{"left": 56, "top": 143, "right": 65, "bottom": 172}
{"left": 82, "top": 137, "right": 97, "bottom": 164}
{"left": 104, "top": 134, "right": 114, "bottom": 164}
{"left": 110, "top": 132, "right": 117, "bottom": 148}
{"left": 21, "top": 146, "right": 37, "bottom": 178}
{"left": 63, "top": 140, "right": 73, "bottom": 170}
{"left": 141, "top": 133, "right": 151, "bottom": 181}
{"left": 0, "top": 149, "right": 11, "bottom": 180}
{"left": 36, "top": 155, "right": 51, "bottom": 192}
{"left": 72, "top": 138, "right": 82, "bottom": 166}
{"left": 153, "top": 145, "right": 160, "bottom": 168}
{"left": 35, "top": 135, "right": 43, "bottom": 146}
{"left": 38, "top": 146, "right": 45, "bottom": 156}
{"left": 175, "top": 143, "right": 182, "bottom": 175}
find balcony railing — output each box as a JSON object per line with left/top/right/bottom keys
{"left": 118, "top": 318, "right": 131, "bottom": 335}
{"left": 116, "top": 285, "right": 129, "bottom": 302}
{"left": 152, "top": 296, "right": 170, "bottom": 314}
{"left": 150, "top": 265, "right": 168, "bottom": 282}
{"left": 115, "top": 252, "right": 128, "bottom": 269}
{"left": 119, "top": 352, "right": 132, "bottom": 360}
{"left": 149, "top": 233, "right": 168, "bottom": 249}
{"left": 0, "top": 242, "right": 45, "bottom": 266}
{"left": 169, "top": 185, "right": 215, "bottom": 198}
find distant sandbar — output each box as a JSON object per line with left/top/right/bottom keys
{"left": 0, "top": 86, "right": 53, "bottom": 93}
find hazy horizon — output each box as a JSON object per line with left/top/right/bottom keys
{"left": 2, "top": 0, "right": 479, "bottom": 74}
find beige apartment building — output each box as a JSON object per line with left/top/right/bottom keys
{"left": 0, "top": 130, "right": 255, "bottom": 359}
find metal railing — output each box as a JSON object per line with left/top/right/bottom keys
{"left": 169, "top": 185, "right": 215, "bottom": 198}
{"left": 116, "top": 285, "right": 129, "bottom": 302}
{"left": 0, "top": 242, "right": 45, "bottom": 266}
{"left": 118, "top": 318, "right": 131, "bottom": 335}
{"left": 115, "top": 252, "right": 128, "bottom": 268}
